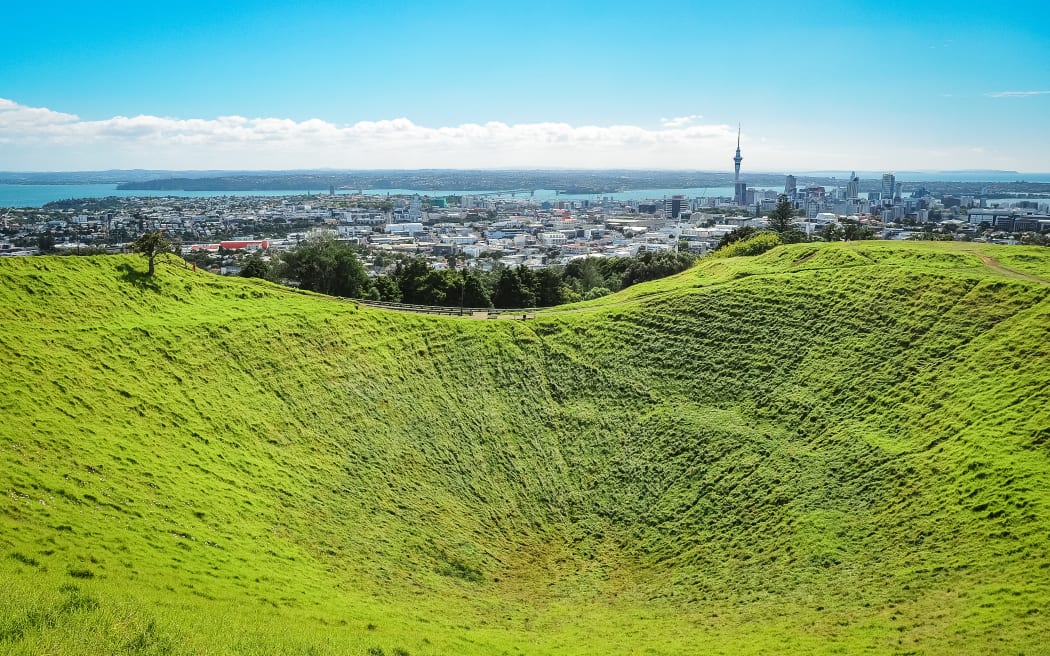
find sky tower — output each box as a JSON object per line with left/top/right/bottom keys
{"left": 733, "top": 124, "right": 747, "bottom": 206}
{"left": 733, "top": 124, "right": 743, "bottom": 183}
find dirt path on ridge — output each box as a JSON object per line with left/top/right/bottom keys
{"left": 970, "top": 252, "right": 1050, "bottom": 286}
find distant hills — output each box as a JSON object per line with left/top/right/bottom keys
{"left": 2, "top": 169, "right": 1049, "bottom": 193}
{"left": 2, "top": 242, "right": 1049, "bottom": 654}
{"left": 0, "top": 169, "right": 238, "bottom": 184}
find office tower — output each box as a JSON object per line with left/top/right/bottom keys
{"left": 665, "top": 195, "right": 687, "bottom": 220}
{"left": 735, "top": 182, "right": 748, "bottom": 206}
{"left": 882, "top": 173, "right": 896, "bottom": 201}
{"left": 846, "top": 171, "right": 859, "bottom": 200}
{"left": 785, "top": 174, "right": 797, "bottom": 196}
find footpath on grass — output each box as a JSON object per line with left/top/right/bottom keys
{"left": 355, "top": 299, "right": 544, "bottom": 320}
{"left": 971, "top": 251, "right": 1050, "bottom": 286}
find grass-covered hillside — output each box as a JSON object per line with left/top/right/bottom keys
{"left": 1, "top": 242, "right": 1049, "bottom": 655}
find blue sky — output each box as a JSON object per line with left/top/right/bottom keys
{"left": 1, "top": 0, "right": 1048, "bottom": 171}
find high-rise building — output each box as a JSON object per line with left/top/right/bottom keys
{"left": 735, "top": 182, "right": 747, "bottom": 206}
{"left": 665, "top": 195, "right": 687, "bottom": 220}
{"left": 846, "top": 171, "right": 859, "bottom": 200}
{"left": 408, "top": 194, "right": 423, "bottom": 221}
{"left": 785, "top": 174, "right": 797, "bottom": 196}
{"left": 881, "top": 173, "right": 896, "bottom": 201}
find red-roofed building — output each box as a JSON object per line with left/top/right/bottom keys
{"left": 220, "top": 240, "right": 270, "bottom": 251}
{"left": 190, "top": 240, "right": 270, "bottom": 252}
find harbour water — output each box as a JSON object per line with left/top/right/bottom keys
{"left": 0, "top": 184, "right": 780, "bottom": 209}
{"left": 2, "top": 181, "right": 1046, "bottom": 209}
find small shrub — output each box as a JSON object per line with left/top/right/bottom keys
{"left": 583, "top": 287, "right": 611, "bottom": 301}
{"left": 713, "top": 232, "right": 782, "bottom": 258}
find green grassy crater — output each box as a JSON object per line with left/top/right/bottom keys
{"left": 1, "top": 241, "right": 1049, "bottom": 655}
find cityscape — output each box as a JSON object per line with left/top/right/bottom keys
{"left": 3, "top": 134, "right": 1048, "bottom": 270}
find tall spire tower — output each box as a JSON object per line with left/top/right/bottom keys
{"left": 733, "top": 124, "right": 743, "bottom": 183}
{"left": 732, "top": 124, "right": 747, "bottom": 206}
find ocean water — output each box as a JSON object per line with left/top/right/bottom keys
{"left": 0, "top": 184, "right": 784, "bottom": 208}
{"left": 4, "top": 179, "right": 1046, "bottom": 209}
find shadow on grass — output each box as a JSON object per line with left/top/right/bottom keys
{"left": 117, "top": 262, "right": 161, "bottom": 291}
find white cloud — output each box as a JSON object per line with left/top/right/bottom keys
{"left": 1, "top": 98, "right": 1045, "bottom": 172}
{"left": 985, "top": 90, "right": 1050, "bottom": 98}
{"left": 0, "top": 98, "right": 79, "bottom": 129}
{"left": 660, "top": 115, "right": 702, "bottom": 128}
{"left": 0, "top": 98, "right": 737, "bottom": 170}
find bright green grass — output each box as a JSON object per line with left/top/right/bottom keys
{"left": 1, "top": 243, "right": 1049, "bottom": 655}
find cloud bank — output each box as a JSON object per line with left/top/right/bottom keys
{"left": 0, "top": 98, "right": 737, "bottom": 170}
{"left": 2, "top": 98, "right": 1040, "bottom": 172}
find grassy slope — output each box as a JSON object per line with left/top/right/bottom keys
{"left": 1, "top": 243, "right": 1048, "bottom": 655}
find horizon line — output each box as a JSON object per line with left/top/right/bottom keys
{"left": 2, "top": 168, "right": 1046, "bottom": 176}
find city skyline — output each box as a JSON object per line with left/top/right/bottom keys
{"left": 2, "top": 0, "right": 1049, "bottom": 171}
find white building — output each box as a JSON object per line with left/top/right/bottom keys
{"left": 385, "top": 223, "right": 425, "bottom": 236}
{"left": 538, "top": 232, "right": 568, "bottom": 247}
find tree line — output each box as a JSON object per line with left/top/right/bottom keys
{"left": 243, "top": 236, "right": 696, "bottom": 308}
